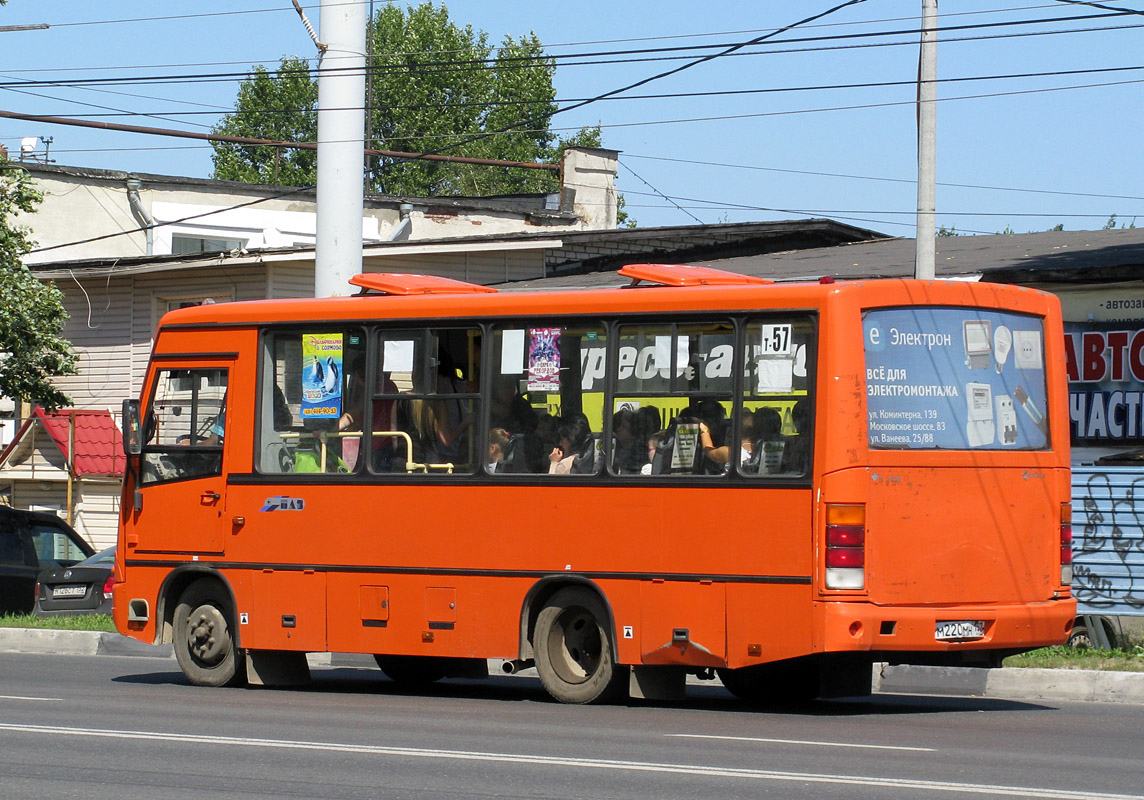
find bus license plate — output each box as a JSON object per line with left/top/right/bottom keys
{"left": 935, "top": 620, "right": 985, "bottom": 641}
{"left": 52, "top": 585, "right": 86, "bottom": 598}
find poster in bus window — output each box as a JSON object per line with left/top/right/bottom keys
{"left": 528, "top": 327, "right": 561, "bottom": 392}
{"left": 300, "top": 332, "right": 344, "bottom": 419}
{"left": 863, "top": 308, "right": 1048, "bottom": 450}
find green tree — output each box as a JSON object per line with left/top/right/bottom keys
{"left": 211, "top": 3, "right": 601, "bottom": 198}
{"left": 211, "top": 56, "right": 318, "bottom": 186}
{"left": 0, "top": 159, "right": 76, "bottom": 411}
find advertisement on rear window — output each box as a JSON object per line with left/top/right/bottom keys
{"left": 863, "top": 308, "right": 1049, "bottom": 450}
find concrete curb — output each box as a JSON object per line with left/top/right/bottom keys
{"left": 3, "top": 629, "right": 1142, "bottom": 705}
{"left": 876, "top": 664, "right": 1144, "bottom": 705}
{"left": 0, "top": 628, "right": 172, "bottom": 658}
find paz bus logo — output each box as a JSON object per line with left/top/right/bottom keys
{"left": 260, "top": 496, "right": 305, "bottom": 512}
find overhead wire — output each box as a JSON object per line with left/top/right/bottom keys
{"left": 19, "top": 63, "right": 1144, "bottom": 120}
{"left": 1, "top": 10, "right": 1137, "bottom": 91}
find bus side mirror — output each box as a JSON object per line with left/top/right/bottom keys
{"left": 122, "top": 399, "right": 142, "bottom": 456}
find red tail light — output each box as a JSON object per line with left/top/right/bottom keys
{"left": 1060, "top": 503, "right": 1073, "bottom": 585}
{"left": 103, "top": 573, "right": 116, "bottom": 600}
{"left": 826, "top": 504, "right": 865, "bottom": 590}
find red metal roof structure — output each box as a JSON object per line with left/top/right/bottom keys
{"left": 0, "top": 408, "right": 125, "bottom": 477}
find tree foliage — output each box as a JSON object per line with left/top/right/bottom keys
{"left": 211, "top": 2, "right": 601, "bottom": 197}
{"left": 0, "top": 159, "right": 76, "bottom": 411}
{"left": 211, "top": 56, "right": 318, "bottom": 186}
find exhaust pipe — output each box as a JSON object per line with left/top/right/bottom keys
{"left": 501, "top": 659, "right": 535, "bottom": 675}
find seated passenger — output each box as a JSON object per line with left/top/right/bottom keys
{"left": 781, "top": 400, "right": 812, "bottom": 474}
{"left": 548, "top": 414, "right": 592, "bottom": 475}
{"left": 487, "top": 427, "right": 511, "bottom": 474}
{"left": 701, "top": 410, "right": 757, "bottom": 472}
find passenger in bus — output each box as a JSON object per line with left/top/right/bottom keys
{"left": 487, "top": 427, "right": 511, "bottom": 473}
{"left": 781, "top": 400, "right": 812, "bottom": 474}
{"left": 370, "top": 372, "right": 402, "bottom": 472}
{"left": 701, "top": 410, "right": 758, "bottom": 472}
{"left": 750, "top": 407, "right": 785, "bottom": 474}
{"left": 640, "top": 430, "right": 671, "bottom": 475}
{"left": 490, "top": 376, "right": 537, "bottom": 435}
{"left": 336, "top": 352, "right": 368, "bottom": 470}
{"left": 548, "top": 414, "right": 592, "bottom": 475}
{"left": 611, "top": 408, "right": 641, "bottom": 474}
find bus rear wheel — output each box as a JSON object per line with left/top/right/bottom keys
{"left": 533, "top": 588, "right": 625, "bottom": 704}
{"left": 173, "top": 579, "right": 245, "bottom": 687}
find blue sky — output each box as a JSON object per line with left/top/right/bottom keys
{"left": 1, "top": 1, "right": 1142, "bottom": 237}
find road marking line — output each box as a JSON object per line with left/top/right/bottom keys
{"left": 667, "top": 733, "right": 934, "bottom": 752}
{"left": 0, "top": 722, "right": 1138, "bottom": 800}
{"left": 0, "top": 696, "right": 65, "bottom": 702}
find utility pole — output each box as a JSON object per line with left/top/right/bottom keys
{"left": 314, "top": 0, "right": 367, "bottom": 298}
{"left": 915, "top": 0, "right": 938, "bottom": 280}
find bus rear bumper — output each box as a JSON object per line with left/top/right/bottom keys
{"left": 819, "top": 597, "right": 1077, "bottom": 656}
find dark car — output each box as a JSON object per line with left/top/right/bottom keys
{"left": 0, "top": 506, "right": 95, "bottom": 615}
{"left": 35, "top": 546, "right": 116, "bottom": 617}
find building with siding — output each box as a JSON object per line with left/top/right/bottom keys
{"left": 0, "top": 409, "right": 124, "bottom": 550}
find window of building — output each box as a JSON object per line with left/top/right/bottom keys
{"left": 171, "top": 235, "right": 245, "bottom": 255}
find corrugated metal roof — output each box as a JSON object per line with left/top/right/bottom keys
{"left": 0, "top": 408, "right": 124, "bottom": 478}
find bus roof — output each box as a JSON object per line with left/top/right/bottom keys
{"left": 158, "top": 267, "right": 1057, "bottom": 330}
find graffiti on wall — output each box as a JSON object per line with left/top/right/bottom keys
{"left": 1075, "top": 471, "right": 1144, "bottom": 614}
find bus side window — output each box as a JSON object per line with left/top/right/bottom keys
{"left": 257, "top": 329, "right": 366, "bottom": 476}
{"left": 613, "top": 321, "right": 734, "bottom": 477}
{"left": 370, "top": 328, "right": 480, "bottom": 476}
{"left": 741, "top": 317, "right": 815, "bottom": 478}
{"left": 488, "top": 323, "right": 605, "bottom": 475}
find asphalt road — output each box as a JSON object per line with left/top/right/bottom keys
{"left": 2, "top": 652, "right": 1143, "bottom": 800}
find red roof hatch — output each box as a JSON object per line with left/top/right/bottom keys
{"left": 618, "top": 263, "right": 774, "bottom": 288}
{"left": 349, "top": 273, "right": 498, "bottom": 296}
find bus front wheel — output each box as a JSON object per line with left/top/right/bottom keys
{"left": 533, "top": 588, "right": 625, "bottom": 704}
{"left": 173, "top": 580, "right": 245, "bottom": 688}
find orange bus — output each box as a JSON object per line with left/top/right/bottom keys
{"left": 115, "top": 264, "right": 1076, "bottom": 704}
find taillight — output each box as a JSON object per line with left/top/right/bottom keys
{"left": 826, "top": 503, "right": 865, "bottom": 590}
{"left": 1060, "top": 503, "right": 1073, "bottom": 585}
{"left": 103, "top": 573, "right": 116, "bottom": 600}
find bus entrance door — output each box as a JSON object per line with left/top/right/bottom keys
{"left": 133, "top": 362, "right": 232, "bottom": 557}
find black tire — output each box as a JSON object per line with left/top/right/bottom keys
{"left": 718, "top": 661, "right": 819, "bottom": 706}
{"left": 1067, "top": 620, "right": 1116, "bottom": 650}
{"left": 374, "top": 655, "right": 447, "bottom": 685}
{"left": 533, "top": 587, "right": 625, "bottom": 704}
{"left": 1068, "top": 623, "right": 1094, "bottom": 649}
{"left": 173, "top": 579, "right": 245, "bottom": 687}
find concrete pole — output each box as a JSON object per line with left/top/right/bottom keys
{"left": 315, "top": 0, "right": 367, "bottom": 298}
{"left": 915, "top": 0, "right": 938, "bottom": 280}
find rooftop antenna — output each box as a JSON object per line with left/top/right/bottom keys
{"left": 18, "top": 135, "right": 53, "bottom": 163}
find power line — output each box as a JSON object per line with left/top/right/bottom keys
{"left": 21, "top": 63, "right": 1144, "bottom": 120}
{"left": 622, "top": 154, "right": 1144, "bottom": 203}
{"left": 2, "top": 10, "right": 1135, "bottom": 92}
{"left": 0, "top": 5, "right": 1070, "bottom": 76}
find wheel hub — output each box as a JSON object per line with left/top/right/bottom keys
{"left": 187, "top": 604, "right": 229, "bottom": 665}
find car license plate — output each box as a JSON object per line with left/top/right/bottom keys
{"left": 935, "top": 620, "right": 985, "bottom": 640}
{"left": 52, "top": 585, "right": 87, "bottom": 599}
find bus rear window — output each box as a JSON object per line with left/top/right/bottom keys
{"left": 863, "top": 307, "right": 1049, "bottom": 450}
